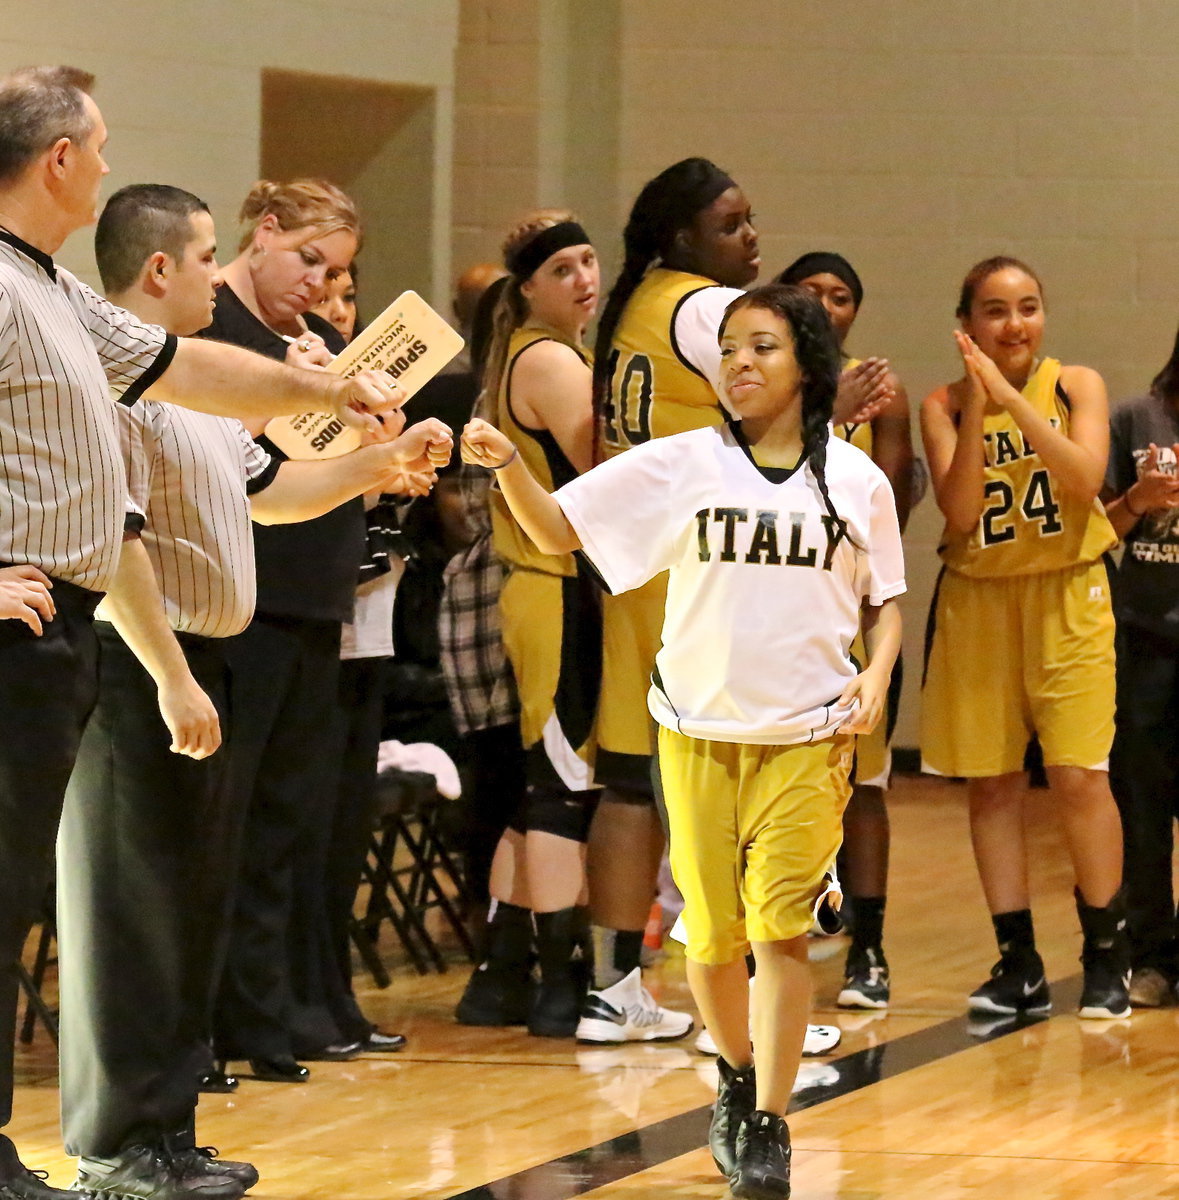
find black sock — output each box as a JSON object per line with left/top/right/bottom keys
{"left": 590, "top": 927, "right": 644, "bottom": 989}
{"left": 850, "top": 896, "right": 886, "bottom": 954}
{"left": 482, "top": 899, "right": 533, "bottom": 968}
{"left": 992, "top": 909, "right": 1036, "bottom": 960}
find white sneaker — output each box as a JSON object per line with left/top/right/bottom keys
{"left": 693, "top": 1022, "right": 841, "bottom": 1057}
{"left": 575, "top": 968, "right": 695, "bottom": 1044}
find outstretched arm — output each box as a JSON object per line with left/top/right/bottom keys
{"left": 252, "top": 419, "right": 453, "bottom": 524}
{"left": 147, "top": 338, "right": 404, "bottom": 435}
{"left": 461, "top": 418, "right": 582, "bottom": 555}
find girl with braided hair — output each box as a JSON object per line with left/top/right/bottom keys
{"left": 461, "top": 284, "right": 905, "bottom": 1199}
{"left": 582, "top": 157, "right": 761, "bottom": 1040}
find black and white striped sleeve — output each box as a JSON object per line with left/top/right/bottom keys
{"left": 66, "top": 273, "right": 177, "bottom": 404}
{"left": 237, "top": 423, "right": 281, "bottom": 494}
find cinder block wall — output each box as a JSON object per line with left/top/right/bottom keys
{"left": 2, "top": 0, "right": 460, "bottom": 306}
{"left": 455, "top": 0, "right": 1179, "bottom": 751}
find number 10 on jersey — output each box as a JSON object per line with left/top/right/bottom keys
{"left": 603, "top": 349, "right": 654, "bottom": 449}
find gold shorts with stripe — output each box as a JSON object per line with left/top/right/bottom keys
{"left": 500, "top": 567, "right": 600, "bottom": 790}
{"left": 595, "top": 573, "right": 667, "bottom": 793}
{"left": 659, "top": 726, "right": 853, "bottom": 965}
{"left": 921, "top": 560, "right": 1115, "bottom": 778}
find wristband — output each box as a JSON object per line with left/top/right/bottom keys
{"left": 1125, "top": 485, "right": 1144, "bottom": 517}
{"left": 489, "top": 447, "right": 519, "bottom": 470}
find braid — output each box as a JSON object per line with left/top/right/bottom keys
{"left": 592, "top": 157, "right": 738, "bottom": 463}
{"left": 721, "top": 283, "right": 863, "bottom": 552}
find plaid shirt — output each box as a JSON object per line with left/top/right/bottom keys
{"left": 439, "top": 528, "right": 519, "bottom": 734}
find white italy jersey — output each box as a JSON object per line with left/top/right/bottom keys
{"left": 556, "top": 424, "right": 906, "bottom": 745}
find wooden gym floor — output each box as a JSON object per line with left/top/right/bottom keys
{"left": 10, "top": 773, "right": 1179, "bottom": 1198}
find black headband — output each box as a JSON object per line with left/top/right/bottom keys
{"left": 505, "top": 221, "right": 591, "bottom": 279}
{"left": 776, "top": 251, "right": 863, "bottom": 309}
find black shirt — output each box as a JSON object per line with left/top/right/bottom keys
{"left": 199, "top": 284, "right": 366, "bottom": 623}
{"left": 1106, "top": 392, "right": 1179, "bottom": 641}
{"left": 401, "top": 369, "right": 478, "bottom": 476}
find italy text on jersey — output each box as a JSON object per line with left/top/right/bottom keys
{"left": 695, "top": 508, "right": 845, "bottom": 570}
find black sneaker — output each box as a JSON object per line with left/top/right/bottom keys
{"left": 837, "top": 946, "right": 890, "bottom": 1009}
{"left": 1, "top": 1166, "right": 74, "bottom": 1198}
{"left": 968, "top": 953, "right": 1050, "bottom": 1015}
{"left": 168, "top": 1149, "right": 257, "bottom": 1193}
{"left": 456, "top": 963, "right": 532, "bottom": 1026}
{"left": 72, "top": 1145, "right": 244, "bottom": 1200}
{"left": 708, "top": 1058, "right": 756, "bottom": 1178}
{"left": 1079, "top": 949, "right": 1131, "bottom": 1019}
{"left": 730, "top": 1110, "right": 792, "bottom": 1199}
{"left": 1076, "top": 891, "right": 1131, "bottom": 1019}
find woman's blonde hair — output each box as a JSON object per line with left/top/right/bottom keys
{"left": 236, "top": 178, "right": 362, "bottom": 253}
{"left": 477, "top": 208, "right": 578, "bottom": 421}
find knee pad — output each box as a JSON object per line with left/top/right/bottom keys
{"left": 525, "top": 787, "right": 597, "bottom": 842}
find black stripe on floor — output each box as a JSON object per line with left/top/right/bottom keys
{"left": 446, "top": 975, "right": 1082, "bottom": 1199}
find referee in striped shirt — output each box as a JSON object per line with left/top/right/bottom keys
{"left": 0, "top": 67, "right": 405, "bottom": 1200}
{"left": 56, "top": 183, "right": 448, "bottom": 1200}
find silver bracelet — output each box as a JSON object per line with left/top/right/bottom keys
{"left": 490, "top": 447, "right": 519, "bottom": 470}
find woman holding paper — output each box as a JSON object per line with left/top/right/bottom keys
{"left": 199, "top": 180, "right": 392, "bottom": 1080}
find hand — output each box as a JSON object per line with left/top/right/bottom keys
{"left": 461, "top": 417, "right": 516, "bottom": 468}
{"left": 383, "top": 467, "right": 438, "bottom": 497}
{"left": 391, "top": 418, "right": 454, "bottom": 472}
{"left": 0, "top": 564, "right": 55, "bottom": 635}
{"left": 361, "top": 405, "right": 408, "bottom": 446}
{"left": 833, "top": 357, "right": 893, "bottom": 425}
{"left": 157, "top": 673, "right": 222, "bottom": 759}
{"left": 953, "top": 330, "right": 1018, "bottom": 408}
{"left": 331, "top": 373, "right": 408, "bottom": 436}
{"left": 284, "top": 331, "right": 333, "bottom": 370}
{"left": 837, "top": 669, "right": 888, "bottom": 736}
{"left": 1129, "top": 443, "right": 1179, "bottom": 514}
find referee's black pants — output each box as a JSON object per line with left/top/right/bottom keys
{"left": 57, "top": 624, "right": 231, "bottom": 1158}
{"left": 0, "top": 580, "right": 100, "bottom": 1172}
{"left": 213, "top": 614, "right": 344, "bottom": 1060}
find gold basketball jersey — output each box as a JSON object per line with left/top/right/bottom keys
{"left": 491, "top": 328, "right": 587, "bottom": 576}
{"left": 833, "top": 355, "right": 874, "bottom": 457}
{"left": 603, "top": 268, "right": 725, "bottom": 457}
{"left": 938, "top": 357, "right": 1116, "bottom": 577}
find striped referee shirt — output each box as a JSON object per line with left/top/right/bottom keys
{"left": 100, "top": 402, "right": 280, "bottom": 639}
{"left": 0, "top": 228, "right": 176, "bottom": 592}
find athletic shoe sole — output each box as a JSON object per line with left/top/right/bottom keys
{"left": 836, "top": 986, "right": 889, "bottom": 1010}
{"left": 575, "top": 1016, "right": 694, "bottom": 1044}
{"left": 967, "top": 994, "right": 1051, "bottom": 1015}
{"left": 1078, "top": 1002, "right": 1132, "bottom": 1020}
{"left": 694, "top": 1024, "right": 840, "bottom": 1057}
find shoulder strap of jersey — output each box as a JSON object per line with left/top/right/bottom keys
{"left": 668, "top": 283, "right": 719, "bottom": 380}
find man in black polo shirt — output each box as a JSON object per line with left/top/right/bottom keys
{"left": 0, "top": 66, "right": 403, "bottom": 1200}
